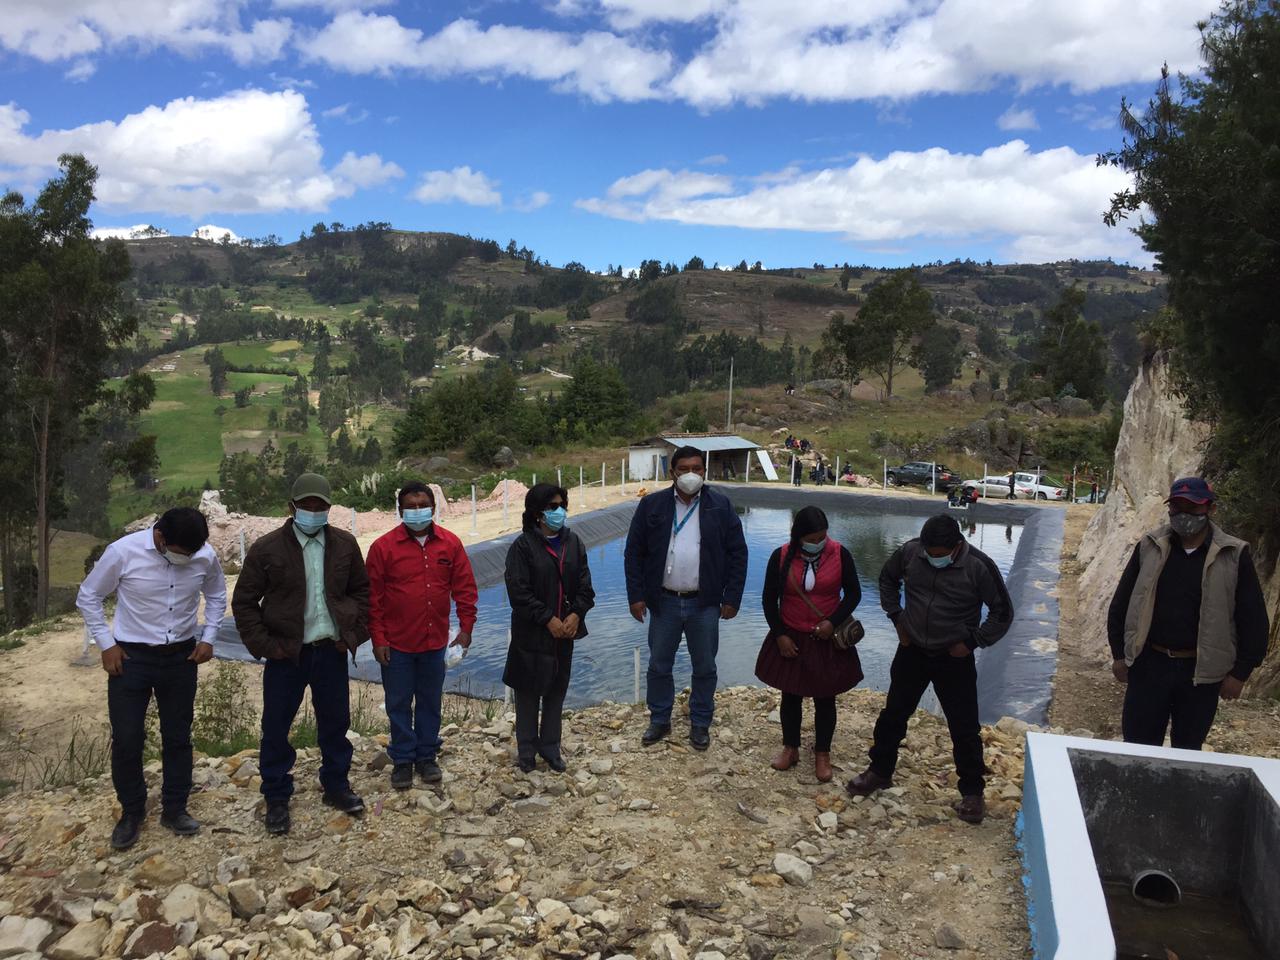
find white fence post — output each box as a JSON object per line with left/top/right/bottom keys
{"left": 579, "top": 465, "right": 584, "bottom": 492}
{"left": 883, "top": 458, "right": 887, "bottom": 489}
{"left": 633, "top": 648, "right": 641, "bottom": 705}
{"left": 557, "top": 467, "right": 562, "bottom": 487}
{"left": 621, "top": 459, "right": 627, "bottom": 496}
{"left": 600, "top": 462, "right": 606, "bottom": 504}
{"left": 532, "top": 473, "right": 537, "bottom": 488}
{"left": 745, "top": 451, "right": 752, "bottom": 483}
{"left": 502, "top": 477, "right": 509, "bottom": 527}
{"left": 350, "top": 506, "right": 357, "bottom": 535}
{"left": 470, "top": 485, "right": 478, "bottom": 537}
{"left": 239, "top": 528, "right": 246, "bottom": 565}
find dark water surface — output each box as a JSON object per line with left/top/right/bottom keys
{"left": 444, "top": 505, "right": 1024, "bottom": 708}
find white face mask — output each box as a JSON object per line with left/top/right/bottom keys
{"left": 675, "top": 473, "right": 704, "bottom": 496}
{"left": 163, "top": 549, "right": 195, "bottom": 566}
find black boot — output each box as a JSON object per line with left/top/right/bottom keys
{"left": 390, "top": 763, "right": 413, "bottom": 791}
{"left": 641, "top": 722, "right": 671, "bottom": 746}
{"left": 159, "top": 809, "right": 200, "bottom": 836}
{"left": 110, "top": 813, "right": 143, "bottom": 850}
{"left": 264, "top": 801, "right": 291, "bottom": 835}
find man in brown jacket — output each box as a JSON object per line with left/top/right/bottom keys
{"left": 232, "top": 473, "right": 369, "bottom": 835}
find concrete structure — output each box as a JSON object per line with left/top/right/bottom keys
{"left": 1019, "top": 733, "right": 1280, "bottom": 960}
{"left": 627, "top": 434, "right": 777, "bottom": 482}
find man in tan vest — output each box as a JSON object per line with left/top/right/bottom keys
{"left": 1107, "top": 477, "right": 1270, "bottom": 749}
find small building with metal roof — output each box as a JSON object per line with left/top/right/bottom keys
{"left": 627, "top": 434, "right": 778, "bottom": 483}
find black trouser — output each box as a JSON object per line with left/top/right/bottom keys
{"left": 514, "top": 687, "right": 567, "bottom": 762}
{"left": 868, "top": 644, "right": 985, "bottom": 797}
{"left": 107, "top": 639, "right": 198, "bottom": 817}
{"left": 1122, "top": 650, "right": 1222, "bottom": 750}
{"left": 260, "top": 643, "right": 352, "bottom": 803}
{"left": 780, "top": 693, "right": 836, "bottom": 752}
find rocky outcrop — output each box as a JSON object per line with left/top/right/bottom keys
{"left": 1073, "top": 354, "right": 1212, "bottom": 664}
{"left": 1073, "top": 353, "right": 1279, "bottom": 693}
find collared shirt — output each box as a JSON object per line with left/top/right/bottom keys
{"left": 77, "top": 528, "right": 226, "bottom": 651}
{"left": 367, "top": 522, "right": 479, "bottom": 653}
{"left": 294, "top": 524, "right": 338, "bottom": 644}
{"left": 662, "top": 490, "right": 701, "bottom": 592}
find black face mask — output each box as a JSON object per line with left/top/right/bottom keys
{"left": 1170, "top": 512, "right": 1209, "bottom": 538}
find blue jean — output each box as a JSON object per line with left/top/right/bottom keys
{"left": 646, "top": 593, "right": 721, "bottom": 727}
{"left": 380, "top": 646, "right": 446, "bottom": 764}
{"left": 260, "top": 643, "right": 352, "bottom": 803}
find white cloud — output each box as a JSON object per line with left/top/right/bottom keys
{"left": 64, "top": 59, "right": 96, "bottom": 82}
{"left": 698, "top": 153, "right": 729, "bottom": 166}
{"left": 1060, "top": 102, "right": 1118, "bottom": 131}
{"left": 412, "top": 166, "right": 503, "bottom": 207}
{"left": 997, "top": 105, "right": 1038, "bottom": 131}
{"left": 514, "top": 190, "right": 552, "bottom": 212}
{"left": 577, "top": 141, "right": 1148, "bottom": 263}
{"left": 193, "top": 224, "right": 242, "bottom": 242}
{"left": 661, "top": 0, "right": 1211, "bottom": 108}
{"left": 297, "top": 11, "right": 672, "bottom": 102}
{"left": 0, "top": 0, "right": 291, "bottom": 66}
{"left": 0, "top": 90, "right": 404, "bottom": 217}
{"left": 272, "top": 0, "right": 390, "bottom": 9}
{"left": 321, "top": 102, "right": 370, "bottom": 123}
{"left": 90, "top": 224, "right": 170, "bottom": 240}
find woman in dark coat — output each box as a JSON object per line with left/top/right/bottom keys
{"left": 503, "top": 483, "right": 594, "bottom": 773}
{"left": 755, "top": 506, "right": 862, "bottom": 782}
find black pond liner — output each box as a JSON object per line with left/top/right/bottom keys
{"left": 212, "top": 486, "right": 1064, "bottom": 725}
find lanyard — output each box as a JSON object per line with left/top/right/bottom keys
{"left": 672, "top": 496, "right": 700, "bottom": 537}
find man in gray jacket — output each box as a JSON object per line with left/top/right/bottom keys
{"left": 846, "top": 514, "right": 1013, "bottom": 823}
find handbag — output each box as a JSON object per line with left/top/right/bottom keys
{"left": 786, "top": 562, "right": 865, "bottom": 650}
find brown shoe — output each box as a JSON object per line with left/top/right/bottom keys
{"left": 814, "top": 752, "right": 833, "bottom": 783}
{"left": 771, "top": 746, "right": 800, "bottom": 771}
{"left": 955, "top": 795, "right": 985, "bottom": 824}
{"left": 845, "top": 767, "right": 892, "bottom": 797}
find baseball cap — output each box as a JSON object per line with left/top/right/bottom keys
{"left": 1165, "top": 477, "right": 1215, "bottom": 505}
{"left": 290, "top": 472, "right": 333, "bottom": 505}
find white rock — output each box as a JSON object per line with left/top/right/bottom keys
{"left": 0, "top": 916, "right": 55, "bottom": 957}
{"left": 503, "top": 837, "right": 526, "bottom": 852}
{"left": 589, "top": 758, "right": 614, "bottom": 775}
{"left": 226, "top": 880, "right": 265, "bottom": 919}
{"left": 649, "top": 932, "right": 689, "bottom": 960}
{"left": 772, "top": 852, "right": 814, "bottom": 886}
{"left": 298, "top": 910, "right": 333, "bottom": 935}
{"left": 46, "top": 919, "right": 110, "bottom": 960}
{"left": 817, "top": 811, "right": 839, "bottom": 831}
{"left": 535, "top": 898, "right": 572, "bottom": 928}
{"left": 216, "top": 856, "right": 250, "bottom": 885}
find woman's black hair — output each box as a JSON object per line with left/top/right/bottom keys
{"left": 397, "top": 481, "right": 435, "bottom": 511}
{"left": 522, "top": 482, "right": 569, "bottom": 532}
{"left": 782, "top": 505, "right": 829, "bottom": 588}
{"left": 156, "top": 507, "right": 210, "bottom": 553}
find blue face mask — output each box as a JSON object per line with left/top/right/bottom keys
{"left": 801, "top": 538, "right": 827, "bottom": 555}
{"left": 402, "top": 507, "right": 433, "bottom": 531}
{"left": 542, "top": 507, "right": 567, "bottom": 531}
{"left": 293, "top": 508, "right": 329, "bottom": 535}
{"left": 926, "top": 551, "right": 954, "bottom": 569}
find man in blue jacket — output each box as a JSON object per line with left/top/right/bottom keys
{"left": 624, "top": 445, "right": 749, "bottom": 751}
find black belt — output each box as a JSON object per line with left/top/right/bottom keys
{"left": 310, "top": 637, "right": 337, "bottom": 649}
{"left": 1149, "top": 643, "right": 1196, "bottom": 659}
{"left": 115, "top": 637, "right": 197, "bottom": 654}
{"left": 662, "top": 588, "right": 699, "bottom": 599}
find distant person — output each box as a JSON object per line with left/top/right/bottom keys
{"left": 841, "top": 463, "right": 855, "bottom": 482}
{"left": 847, "top": 514, "right": 1014, "bottom": 824}
{"left": 1107, "top": 478, "right": 1269, "bottom": 750}
{"left": 756, "top": 507, "right": 862, "bottom": 782}
{"left": 791, "top": 456, "right": 803, "bottom": 487}
{"left": 367, "top": 482, "right": 476, "bottom": 790}
{"left": 232, "top": 473, "right": 369, "bottom": 836}
{"left": 624, "top": 445, "right": 748, "bottom": 751}
{"left": 77, "top": 508, "right": 225, "bottom": 850}
{"left": 1006, "top": 470, "right": 1017, "bottom": 500}
{"left": 1090, "top": 481, "right": 1099, "bottom": 505}
{"left": 814, "top": 455, "right": 825, "bottom": 486}
{"left": 504, "top": 483, "right": 595, "bottom": 772}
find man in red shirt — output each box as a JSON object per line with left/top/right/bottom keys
{"left": 367, "top": 481, "right": 478, "bottom": 788}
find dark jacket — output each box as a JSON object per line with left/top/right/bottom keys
{"left": 878, "top": 538, "right": 1013, "bottom": 652}
{"left": 623, "top": 484, "right": 749, "bottom": 610}
{"left": 503, "top": 528, "right": 595, "bottom": 696}
{"left": 231, "top": 520, "right": 370, "bottom": 661}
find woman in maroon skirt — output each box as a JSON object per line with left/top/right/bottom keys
{"left": 755, "top": 506, "right": 862, "bottom": 782}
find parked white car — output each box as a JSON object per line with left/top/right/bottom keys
{"left": 971, "top": 473, "right": 1068, "bottom": 500}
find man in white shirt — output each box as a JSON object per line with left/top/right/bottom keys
{"left": 624, "top": 446, "right": 749, "bottom": 751}
{"left": 77, "top": 507, "right": 226, "bottom": 850}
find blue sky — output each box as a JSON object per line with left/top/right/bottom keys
{"left": 1, "top": 1, "right": 1217, "bottom": 271}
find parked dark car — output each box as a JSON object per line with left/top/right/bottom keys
{"left": 886, "top": 461, "right": 956, "bottom": 491}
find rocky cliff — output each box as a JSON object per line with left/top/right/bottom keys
{"left": 1074, "top": 353, "right": 1279, "bottom": 691}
